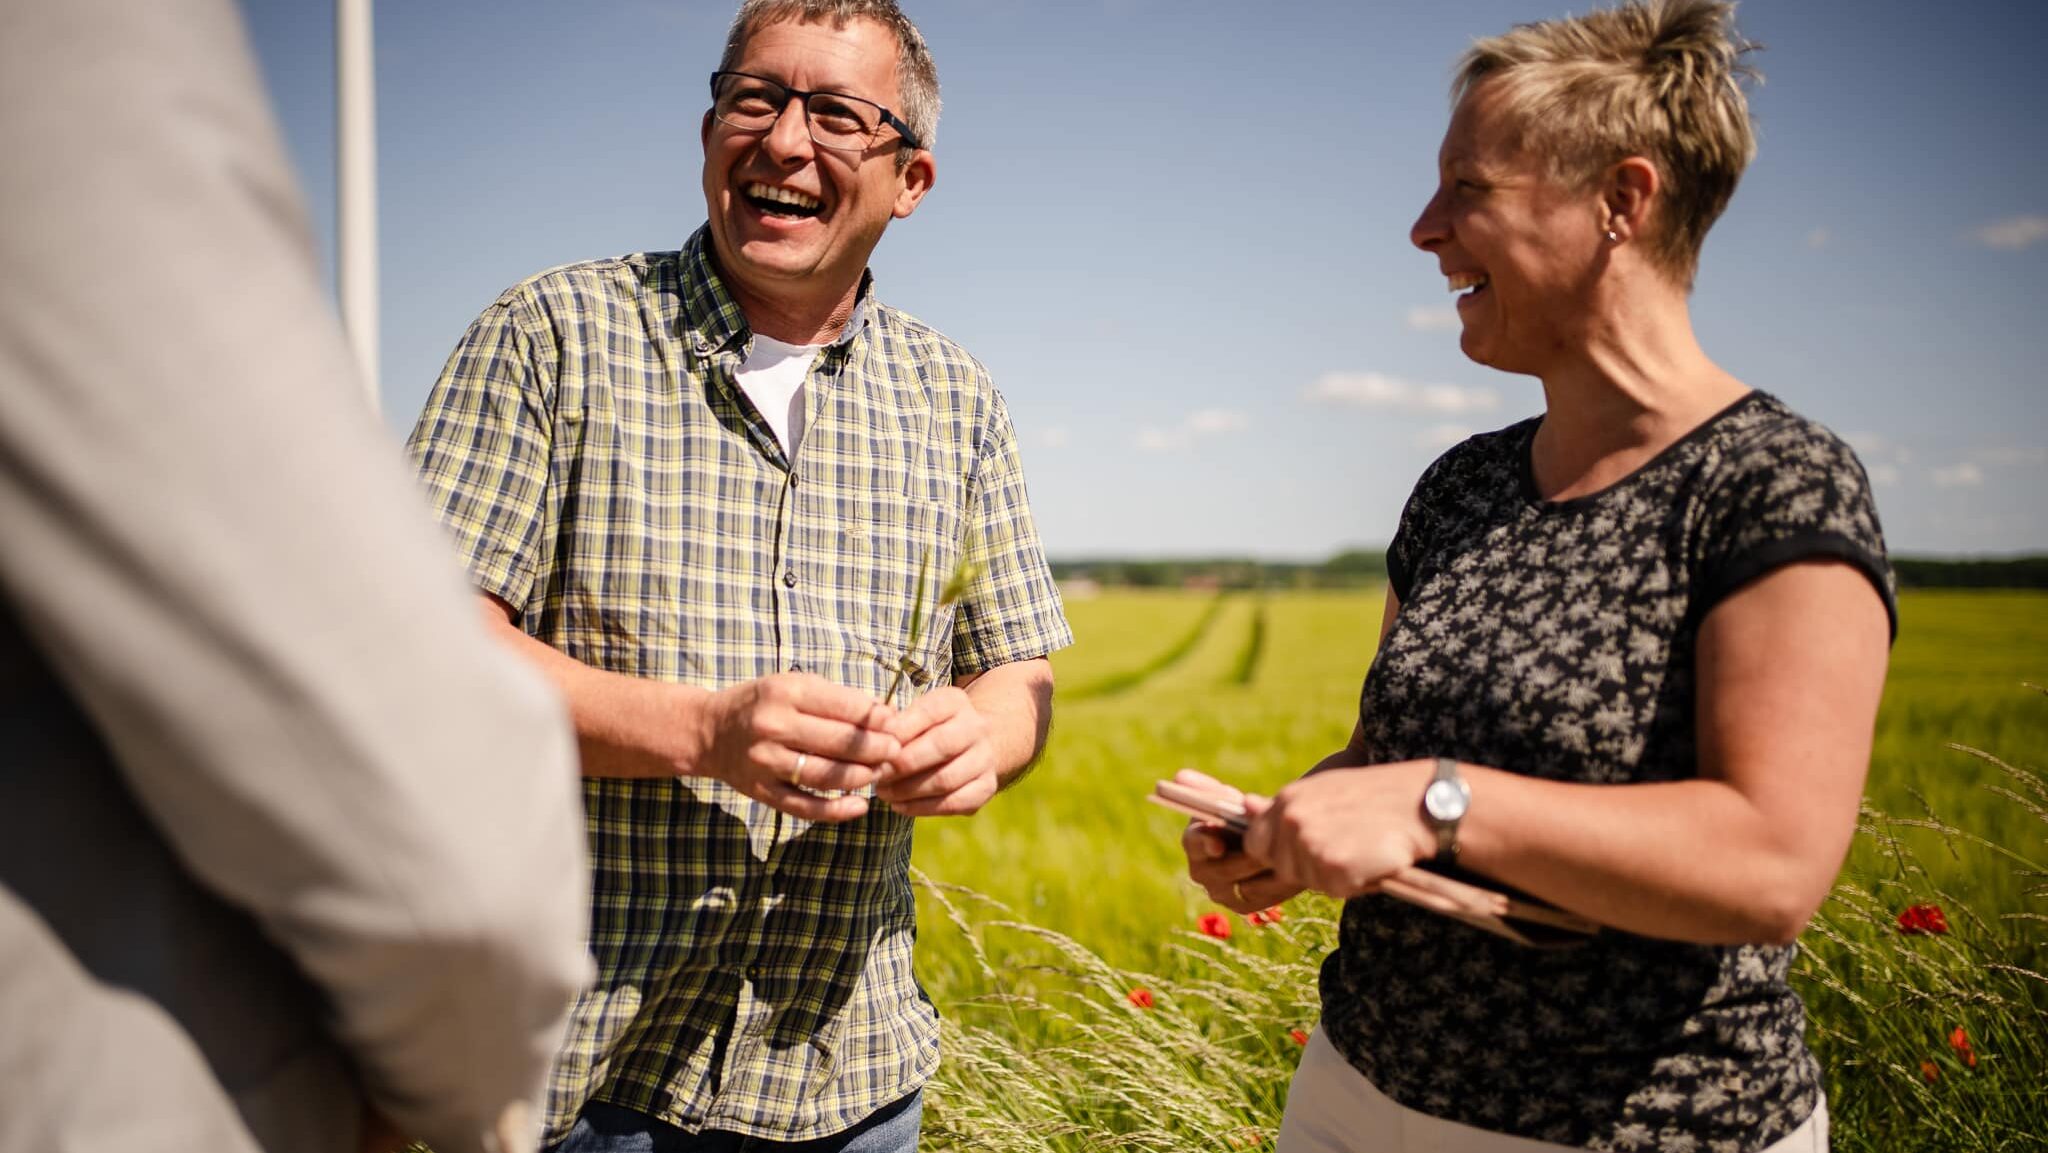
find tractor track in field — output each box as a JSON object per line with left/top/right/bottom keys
{"left": 1225, "top": 598, "right": 1266, "bottom": 686}
{"left": 1063, "top": 594, "right": 1229, "bottom": 701}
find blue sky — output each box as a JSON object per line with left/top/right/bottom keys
{"left": 242, "top": 0, "right": 2046, "bottom": 559}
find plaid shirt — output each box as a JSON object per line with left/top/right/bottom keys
{"left": 406, "top": 226, "right": 1071, "bottom": 1143}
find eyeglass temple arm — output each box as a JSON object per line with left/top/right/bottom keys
{"left": 883, "top": 111, "right": 921, "bottom": 151}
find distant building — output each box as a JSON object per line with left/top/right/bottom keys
{"left": 1061, "top": 577, "right": 1102, "bottom": 600}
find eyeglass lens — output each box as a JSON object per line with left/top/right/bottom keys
{"left": 714, "top": 75, "right": 883, "bottom": 150}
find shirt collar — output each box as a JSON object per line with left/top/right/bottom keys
{"left": 678, "top": 225, "right": 877, "bottom": 359}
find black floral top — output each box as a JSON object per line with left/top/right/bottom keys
{"left": 1319, "top": 391, "right": 1894, "bottom": 1151}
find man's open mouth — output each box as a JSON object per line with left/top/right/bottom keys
{"left": 746, "top": 182, "right": 823, "bottom": 220}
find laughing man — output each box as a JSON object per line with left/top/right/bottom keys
{"left": 405, "top": 3, "right": 1071, "bottom": 1151}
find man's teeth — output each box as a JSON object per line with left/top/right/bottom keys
{"left": 748, "top": 183, "right": 821, "bottom": 211}
{"left": 1448, "top": 273, "right": 1489, "bottom": 294}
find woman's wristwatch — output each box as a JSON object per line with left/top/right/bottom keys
{"left": 1421, "top": 755, "right": 1470, "bottom": 863}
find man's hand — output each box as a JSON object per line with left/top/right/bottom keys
{"left": 876, "top": 685, "right": 1000, "bottom": 816}
{"left": 697, "top": 672, "right": 901, "bottom": 822}
{"left": 1174, "top": 769, "right": 1302, "bottom": 913}
{"left": 1243, "top": 762, "right": 1436, "bottom": 901}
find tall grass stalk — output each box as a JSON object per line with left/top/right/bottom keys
{"left": 917, "top": 691, "right": 2048, "bottom": 1153}
{"left": 917, "top": 871, "right": 1330, "bottom": 1153}
{"left": 1796, "top": 714, "right": 2048, "bottom": 1150}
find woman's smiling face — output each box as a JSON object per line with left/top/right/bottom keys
{"left": 1410, "top": 78, "right": 1611, "bottom": 377}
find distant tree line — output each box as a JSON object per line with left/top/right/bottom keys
{"left": 1891, "top": 555, "right": 2048, "bottom": 589}
{"left": 1051, "top": 550, "right": 1388, "bottom": 590}
{"left": 1051, "top": 551, "right": 2048, "bottom": 591}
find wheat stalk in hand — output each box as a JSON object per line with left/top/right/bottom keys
{"left": 882, "top": 547, "right": 981, "bottom": 709}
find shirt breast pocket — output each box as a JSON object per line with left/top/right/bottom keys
{"left": 850, "top": 482, "right": 965, "bottom": 697}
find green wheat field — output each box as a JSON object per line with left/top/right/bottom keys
{"left": 909, "top": 588, "right": 2048, "bottom": 1153}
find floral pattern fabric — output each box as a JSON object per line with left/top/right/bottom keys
{"left": 1319, "top": 391, "right": 1894, "bottom": 1152}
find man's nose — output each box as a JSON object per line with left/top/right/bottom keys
{"left": 762, "top": 96, "right": 816, "bottom": 163}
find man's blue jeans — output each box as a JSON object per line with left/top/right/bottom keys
{"left": 544, "top": 1090, "right": 923, "bottom": 1153}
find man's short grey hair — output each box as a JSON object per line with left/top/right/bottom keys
{"left": 719, "top": 0, "right": 941, "bottom": 158}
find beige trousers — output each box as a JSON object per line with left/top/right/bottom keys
{"left": 1279, "top": 1029, "right": 1829, "bottom": 1153}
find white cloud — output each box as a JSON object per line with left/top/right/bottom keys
{"left": 1415, "top": 423, "right": 1475, "bottom": 450}
{"left": 1931, "top": 462, "right": 1985, "bottom": 489}
{"left": 1973, "top": 445, "right": 2047, "bottom": 468}
{"left": 1134, "top": 408, "right": 1249, "bottom": 453}
{"left": 1186, "top": 408, "right": 1246, "bottom": 435}
{"left": 1845, "top": 431, "right": 1914, "bottom": 468}
{"left": 1304, "top": 371, "right": 1500, "bottom": 416}
{"left": 1806, "top": 228, "right": 1830, "bottom": 250}
{"left": 1403, "top": 305, "right": 1461, "bottom": 332}
{"left": 1844, "top": 435, "right": 2038, "bottom": 490}
{"left": 1973, "top": 214, "right": 2048, "bottom": 251}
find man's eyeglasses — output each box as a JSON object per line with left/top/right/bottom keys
{"left": 709, "top": 71, "right": 921, "bottom": 153}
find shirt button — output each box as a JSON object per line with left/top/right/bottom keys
{"left": 783, "top": 570, "right": 797, "bottom": 588}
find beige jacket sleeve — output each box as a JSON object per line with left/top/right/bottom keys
{"left": 0, "top": 2, "right": 591, "bottom": 1152}
{"left": 0, "top": 889, "right": 265, "bottom": 1153}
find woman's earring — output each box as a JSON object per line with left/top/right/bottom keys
{"left": 1605, "top": 228, "right": 1620, "bottom": 243}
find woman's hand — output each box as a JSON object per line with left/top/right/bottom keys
{"left": 1244, "top": 761, "right": 1438, "bottom": 901}
{"left": 1175, "top": 769, "right": 1302, "bottom": 913}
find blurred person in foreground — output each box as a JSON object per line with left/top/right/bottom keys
{"left": 0, "top": 1, "right": 590, "bottom": 1151}
{"left": 1181, "top": 2, "right": 1891, "bottom": 1150}
{"left": 403, "top": 1, "right": 1070, "bottom": 1149}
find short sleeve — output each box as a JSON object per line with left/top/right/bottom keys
{"left": 1386, "top": 454, "right": 1452, "bottom": 603}
{"left": 1691, "top": 419, "right": 1898, "bottom": 639}
{"left": 404, "top": 294, "right": 558, "bottom": 614}
{"left": 949, "top": 390, "right": 1073, "bottom": 675}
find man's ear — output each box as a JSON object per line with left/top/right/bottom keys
{"left": 1603, "top": 156, "right": 1660, "bottom": 243}
{"left": 892, "top": 149, "right": 936, "bottom": 219}
{"left": 700, "top": 108, "right": 714, "bottom": 153}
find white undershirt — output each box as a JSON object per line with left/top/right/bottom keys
{"left": 734, "top": 334, "right": 822, "bottom": 458}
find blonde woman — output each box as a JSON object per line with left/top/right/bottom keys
{"left": 1181, "top": 2, "right": 1892, "bottom": 1149}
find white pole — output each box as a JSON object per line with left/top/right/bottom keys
{"left": 337, "top": 0, "right": 380, "bottom": 412}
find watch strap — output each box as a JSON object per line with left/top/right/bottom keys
{"left": 1430, "top": 755, "right": 1463, "bottom": 861}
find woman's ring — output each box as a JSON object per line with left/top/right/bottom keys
{"left": 1232, "top": 880, "right": 1247, "bottom": 905}
{"left": 790, "top": 751, "right": 809, "bottom": 786}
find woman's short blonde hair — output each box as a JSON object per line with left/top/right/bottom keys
{"left": 1454, "top": 0, "right": 1760, "bottom": 287}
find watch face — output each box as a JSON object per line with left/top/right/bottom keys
{"left": 1424, "top": 778, "right": 1469, "bottom": 823}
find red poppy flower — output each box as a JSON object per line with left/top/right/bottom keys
{"left": 1896, "top": 904, "right": 1949, "bottom": 935}
{"left": 1247, "top": 906, "right": 1286, "bottom": 926}
{"left": 1288, "top": 1028, "right": 1309, "bottom": 1045}
{"left": 1127, "top": 987, "right": 1154, "bottom": 1009}
{"left": 1198, "top": 912, "right": 1232, "bottom": 940}
{"left": 1950, "top": 1026, "right": 1977, "bottom": 1068}
{"left": 1921, "top": 1060, "right": 1940, "bottom": 1083}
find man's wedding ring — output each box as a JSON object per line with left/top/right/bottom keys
{"left": 790, "top": 751, "right": 809, "bottom": 786}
